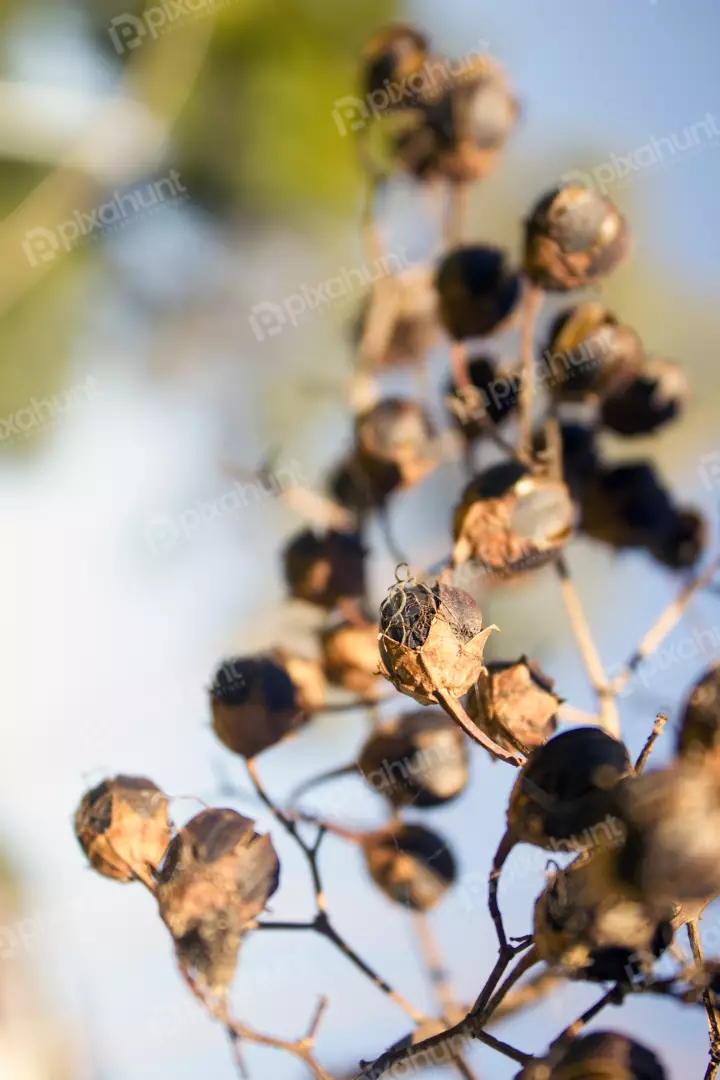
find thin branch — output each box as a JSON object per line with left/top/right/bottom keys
{"left": 634, "top": 712, "right": 669, "bottom": 774}
{"left": 555, "top": 554, "right": 621, "bottom": 737}
{"left": 517, "top": 279, "right": 544, "bottom": 465}
{"left": 489, "top": 966, "right": 561, "bottom": 1025}
{"left": 688, "top": 921, "right": 720, "bottom": 1073}
{"left": 245, "top": 760, "right": 426, "bottom": 1024}
{"left": 610, "top": 553, "right": 720, "bottom": 697}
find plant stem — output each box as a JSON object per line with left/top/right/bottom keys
{"left": 435, "top": 688, "right": 524, "bottom": 766}
{"left": 688, "top": 921, "right": 720, "bottom": 1073}
{"left": 517, "top": 278, "right": 544, "bottom": 465}
{"left": 635, "top": 712, "right": 668, "bottom": 774}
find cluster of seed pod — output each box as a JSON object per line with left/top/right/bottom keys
{"left": 74, "top": 778, "right": 280, "bottom": 998}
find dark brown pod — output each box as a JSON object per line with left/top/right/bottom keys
{"left": 210, "top": 654, "right": 323, "bottom": 759}
{"left": 358, "top": 709, "right": 469, "bottom": 808}
{"left": 328, "top": 452, "right": 402, "bottom": 514}
{"left": 436, "top": 245, "right": 522, "bottom": 342}
{"left": 467, "top": 658, "right": 559, "bottom": 755}
{"left": 579, "top": 461, "right": 706, "bottom": 571}
{"left": 74, "top": 775, "right": 171, "bottom": 885}
{"left": 283, "top": 528, "right": 367, "bottom": 608}
{"left": 354, "top": 268, "right": 439, "bottom": 370}
{"left": 396, "top": 56, "right": 518, "bottom": 182}
{"left": 677, "top": 664, "right": 720, "bottom": 759}
{"left": 520, "top": 1031, "right": 668, "bottom": 1080}
{"left": 543, "top": 302, "right": 644, "bottom": 401}
{"left": 524, "top": 183, "right": 631, "bottom": 292}
{"left": 360, "top": 23, "right": 429, "bottom": 100}
{"left": 319, "top": 620, "right": 380, "bottom": 696}
{"left": 452, "top": 461, "right": 574, "bottom": 576}
{"left": 378, "top": 576, "right": 496, "bottom": 706}
{"left": 614, "top": 760, "right": 720, "bottom": 916}
{"left": 355, "top": 398, "right": 435, "bottom": 485}
{"left": 507, "top": 727, "right": 631, "bottom": 849}
{"left": 601, "top": 356, "right": 689, "bottom": 436}
{"left": 533, "top": 857, "right": 673, "bottom": 982}
{"left": 363, "top": 823, "right": 456, "bottom": 910}
{"left": 445, "top": 354, "right": 519, "bottom": 441}
{"left": 156, "top": 808, "right": 280, "bottom": 995}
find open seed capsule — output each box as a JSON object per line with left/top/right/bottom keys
{"left": 520, "top": 1031, "right": 668, "bottom": 1080}
{"left": 74, "top": 776, "right": 171, "bottom": 885}
{"left": 467, "top": 658, "right": 559, "bottom": 755}
{"left": 320, "top": 620, "right": 380, "bottom": 696}
{"left": 543, "top": 302, "right": 644, "bottom": 401}
{"left": 378, "top": 576, "right": 496, "bottom": 706}
{"left": 600, "top": 356, "right": 688, "bottom": 437}
{"left": 363, "top": 823, "right": 456, "bottom": 910}
{"left": 157, "top": 808, "right": 280, "bottom": 995}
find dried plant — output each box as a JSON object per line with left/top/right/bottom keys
{"left": 73, "top": 22, "right": 720, "bottom": 1080}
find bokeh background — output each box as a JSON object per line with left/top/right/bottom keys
{"left": 2, "top": 0, "right": 720, "bottom": 1077}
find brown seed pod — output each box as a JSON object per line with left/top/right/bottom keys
{"left": 210, "top": 654, "right": 322, "bottom": 759}
{"left": 355, "top": 398, "right": 435, "bottom": 485}
{"left": 507, "top": 727, "right": 631, "bottom": 849}
{"left": 354, "top": 267, "right": 439, "bottom": 370}
{"left": 156, "top": 808, "right": 280, "bottom": 996}
{"left": 600, "top": 356, "right": 689, "bottom": 437}
{"left": 378, "top": 576, "right": 496, "bottom": 706}
{"left": 319, "top": 620, "right": 381, "bottom": 695}
{"left": 395, "top": 56, "right": 518, "bottom": 182}
{"left": 466, "top": 658, "right": 559, "bottom": 755}
{"left": 579, "top": 461, "right": 706, "bottom": 571}
{"left": 452, "top": 461, "right": 574, "bottom": 576}
{"left": 533, "top": 856, "right": 673, "bottom": 982}
{"left": 358, "top": 709, "right": 469, "bottom": 808}
{"left": 360, "top": 23, "right": 429, "bottom": 100}
{"left": 363, "top": 823, "right": 456, "bottom": 911}
{"left": 445, "top": 354, "right": 519, "bottom": 442}
{"left": 520, "top": 1031, "right": 668, "bottom": 1080}
{"left": 282, "top": 528, "right": 367, "bottom": 609}
{"left": 74, "top": 775, "right": 171, "bottom": 885}
{"left": 676, "top": 663, "right": 720, "bottom": 760}
{"left": 614, "top": 760, "right": 720, "bottom": 916}
{"left": 436, "top": 245, "right": 522, "bottom": 342}
{"left": 524, "top": 183, "right": 631, "bottom": 292}
{"left": 543, "top": 302, "right": 644, "bottom": 401}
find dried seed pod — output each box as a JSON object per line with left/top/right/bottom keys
{"left": 452, "top": 462, "right": 574, "bottom": 576}
{"left": 396, "top": 57, "right": 518, "bottom": 182}
{"left": 600, "top": 356, "right": 689, "bottom": 437}
{"left": 328, "top": 453, "right": 402, "bottom": 514}
{"left": 360, "top": 24, "right": 429, "bottom": 100}
{"left": 444, "top": 354, "right": 519, "bottom": 442}
{"left": 320, "top": 620, "right": 380, "bottom": 695}
{"left": 467, "top": 658, "right": 559, "bottom": 754}
{"left": 521, "top": 1031, "right": 668, "bottom": 1080}
{"left": 378, "top": 576, "right": 496, "bottom": 706}
{"left": 355, "top": 398, "right": 435, "bottom": 481}
{"left": 579, "top": 461, "right": 706, "bottom": 570}
{"left": 507, "top": 727, "right": 631, "bottom": 849}
{"left": 156, "top": 808, "right": 280, "bottom": 995}
{"left": 210, "top": 655, "right": 319, "bottom": 759}
{"left": 614, "top": 760, "right": 720, "bottom": 915}
{"left": 543, "top": 303, "right": 644, "bottom": 401}
{"left": 363, "top": 823, "right": 456, "bottom": 910}
{"left": 354, "top": 267, "right": 439, "bottom": 370}
{"left": 436, "top": 245, "right": 521, "bottom": 341}
{"left": 358, "top": 709, "right": 469, "bottom": 808}
{"left": 677, "top": 663, "right": 720, "bottom": 760}
{"left": 533, "top": 857, "right": 673, "bottom": 982}
{"left": 524, "top": 183, "right": 631, "bottom": 292}
{"left": 74, "top": 776, "right": 171, "bottom": 885}
{"left": 282, "top": 528, "right": 367, "bottom": 608}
